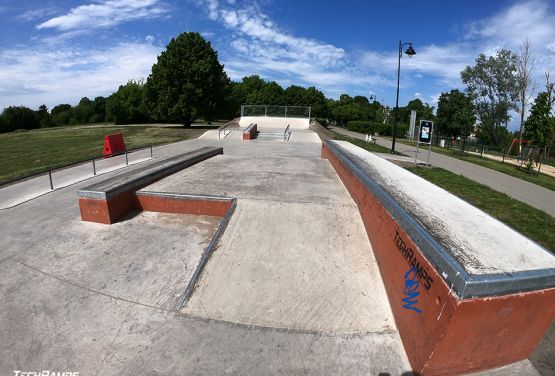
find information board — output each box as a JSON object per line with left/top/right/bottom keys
{"left": 419, "top": 120, "right": 433, "bottom": 144}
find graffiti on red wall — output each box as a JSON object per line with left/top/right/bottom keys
{"left": 394, "top": 230, "right": 434, "bottom": 290}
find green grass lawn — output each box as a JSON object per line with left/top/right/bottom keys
{"left": 333, "top": 133, "right": 406, "bottom": 155}
{"left": 395, "top": 139, "right": 555, "bottom": 192}
{"left": 406, "top": 166, "right": 554, "bottom": 253}
{"left": 0, "top": 125, "right": 206, "bottom": 183}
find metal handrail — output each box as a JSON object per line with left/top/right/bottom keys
{"left": 283, "top": 124, "right": 291, "bottom": 141}
{"left": 218, "top": 122, "right": 239, "bottom": 139}
{"left": 0, "top": 145, "right": 154, "bottom": 188}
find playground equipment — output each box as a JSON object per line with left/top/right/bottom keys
{"left": 503, "top": 138, "right": 545, "bottom": 173}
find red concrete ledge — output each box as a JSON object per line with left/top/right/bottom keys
{"left": 243, "top": 123, "right": 257, "bottom": 140}
{"left": 322, "top": 140, "right": 555, "bottom": 375}
{"left": 136, "top": 191, "right": 233, "bottom": 217}
{"left": 77, "top": 147, "right": 223, "bottom": 224}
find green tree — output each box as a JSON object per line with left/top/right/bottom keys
{"left": 90, "top": 96, "right": 107, "bottom": 123}
{"left": 0, "top": 106, "right": 39, "bottom": 132}
{"left": 35, "top": 104, "right": 52, "bottom": 128}
{"left": 436, "top": 90, "right": 476, "bottom": 151}
{"left": 303, "top": 87, "right": 329, "bottom": 118}
{"left": 72, "top": 97, "right": 93, "bottom": 124}
{"left": 146, "top": 32, "right": 229, "bottom": 126}
{"left": 461, "top": 49, "right": 519, "bottom": 146}
{"left": 51, "top": 104, "right": 73, "bottom": 126}
{"left": 107, "top": 80, "right": 149, "bottom": 124}
{"left": 523, "top": 92, "right": 555, "bottom": 147}
{"left": 245, "top": 81, "right": 285, "bottom": 105}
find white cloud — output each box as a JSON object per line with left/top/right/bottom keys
{"left": 36, "top": 0, "right": 168, "bottom": 32}
{"left": 198, "top": 0, "right": 371, "bottom": 97}
{"left": 18, "top": 7, "right": 60, "bottom": 21}
{"left": 0, "top": 42, "right": 162, "bottom": 110}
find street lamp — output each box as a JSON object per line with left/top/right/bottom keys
{"left": 391, "top": 40, "right": 416, "bottom": 154}
{"left": 369, "top": 94, "right": 377, "bottom": 131}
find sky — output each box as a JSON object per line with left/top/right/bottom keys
{"left": 1, "top": 0, "right": 555, "bottom": 130}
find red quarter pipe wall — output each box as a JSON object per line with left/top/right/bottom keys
{"left": 322, "top": 143, "right": 555, "bottom": 375}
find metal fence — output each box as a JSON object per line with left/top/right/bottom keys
{"left": 241, "top": 105, "right": 311, "bottom": 118}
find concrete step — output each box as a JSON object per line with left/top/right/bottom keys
{"left": 257, "top": 132, "right": 285, "bottom": 140}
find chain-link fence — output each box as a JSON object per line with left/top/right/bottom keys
{"left": 241, "top": 105, "right": 311, "bottom": 118}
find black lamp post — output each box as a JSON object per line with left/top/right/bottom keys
{"left": 391, "top": 40, "right": 416, "bottom": 154}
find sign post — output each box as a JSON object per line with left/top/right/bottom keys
{"left": 415, "top": 120, "right": 433, "bottom": 166}
{"left": 409, "top": 110, "right": 417, "bottom": 142}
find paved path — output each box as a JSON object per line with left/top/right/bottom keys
{"left": 331, "top": 127, "right": 555, "bottom": 218}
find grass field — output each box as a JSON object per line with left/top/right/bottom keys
{"left": 396, "top": 139, "right": 555, "bottom": 192}
{"left": 0, "top": 125, "right": 207, "bottom": 183}
{"left": 333, "top": 133, "right": 405, "bottom": 155}
{"left": 406, "top": 166, "right": 554, "bottom": 252}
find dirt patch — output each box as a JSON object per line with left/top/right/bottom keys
{"left": 309, "top": 120, "right": 335, "bottom": 142}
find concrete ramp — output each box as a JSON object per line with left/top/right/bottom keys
{"left": 184, "top": 199, "right": 395, "bottom": 333}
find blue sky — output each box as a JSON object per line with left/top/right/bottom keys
{"left": 1, "top": 0, "right": 555, "bottom": 129}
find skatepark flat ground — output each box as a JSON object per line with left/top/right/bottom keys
{"left": 0, "top": 129, "right": 543, "bottom": 375}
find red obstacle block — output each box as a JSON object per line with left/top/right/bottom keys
{"left": 103, "top": 133, "right": 126, "bottom": 157}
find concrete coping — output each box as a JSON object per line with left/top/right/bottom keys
{"left": 325, "top": 140, "right": 555, "bottom": 298}
{"left": 77, "top": 147, "right": 223, "bottom": 200}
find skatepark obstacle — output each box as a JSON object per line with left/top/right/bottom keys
{"left": 77, "top": 147, "right": 224, "bottom": 224}
{"left": 322, "top": 140, "right": 555, "bottom": 375}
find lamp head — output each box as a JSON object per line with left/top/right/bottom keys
{"left": 405, "top": 45, "right": 416, "bottom": 57}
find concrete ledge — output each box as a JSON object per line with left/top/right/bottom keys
{"left": 77, "top": 147, "right": 223, "bottom": 223}
{"left": 137, "top": 191, "right": 234, "bottom": 217}
{"left": 322, "top": 140, "right": 555, "bottom": 374}
{"left": 243, "top": 123, "right": 258, "bottom": 140}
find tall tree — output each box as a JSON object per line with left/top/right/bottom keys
{"left": 35, "top": 104, "right": 52, "bottom": 128}
{"left": 72, "top": 97, "right": 93, "bottom": 124}
{"left": 107, "top": 80, "right": 149, "bottom": 124}
{"left": 436, "top": 89, "right": 476, "bottom": 151}
{"left": 517, "top": 38, "right": 535, "bottom": 150}
{"left": 461, "top": 49, "right": 519, "bottom": 145}
{"left": 146, "top": 32, "right": 229, "bottom": 126}
{"left": 523, "top": 92, "right": 554, "bottom": 147}
{"left": 51, "top": 104, "right": 73, "bottom": 126}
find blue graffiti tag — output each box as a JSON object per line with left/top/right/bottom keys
{"left": 402, "top": 266, "right": 422, "bottom": 313}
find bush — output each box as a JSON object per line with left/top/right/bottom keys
{"left": 347, "top": 120, "right": 381, "bottom": 135}
{"left": 315, "top": 118, "right": 329, "bottom": 127}
{"left": 0, "top": 106, "right": 39, "bottom": 133}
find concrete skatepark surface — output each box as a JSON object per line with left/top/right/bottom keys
{"left": 0, "top": 128, "right": 548, "bottom": 375}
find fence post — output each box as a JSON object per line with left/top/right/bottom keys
{"left": 150, "top": 145, "right": 153, "bottom": 159}
{"left": 125, "top": 151, "right": 128, "bottom": 166}
{"left": 48, "top": 170, "right": 54, "bottom": 190}
{"left": 92, "top": 159, "right": 96, "bottom": 175}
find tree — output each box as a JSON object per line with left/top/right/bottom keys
{"left": 90, "top": 96, "right": 107, "bottom": 123}
{"left": 107, "top": 80, "right": 149, "bottom": 124}
{"left": 245, "top": 81, "right": 285, "bottom": 105}
{"left": 72, "top": 97, "right": 93, "bottom": 124}
{"left": 0, "top": 106, "right": 39, "bottom": 133}
{"left": 523, "top": 92, "right": 554, "bottom": 147}
{"left": 303, "top": 87, "right": 328, "bottom": 118}
{"left": 51, "top": 104, "right": 73, "bottom": 126}
{"left": 516, "top": 38, "right": 535, "bottom": 150}
{"left": 35, "top": 104, "right": 52, "bottom": 128}
{"left": 146, "top": 32, "right": 229, "bottom": 126}
{"left": 436, "top": 89, "right": 476, "bottom": 147}
{"left": 461, "top": 49, "right": 519, "bottom": 145}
